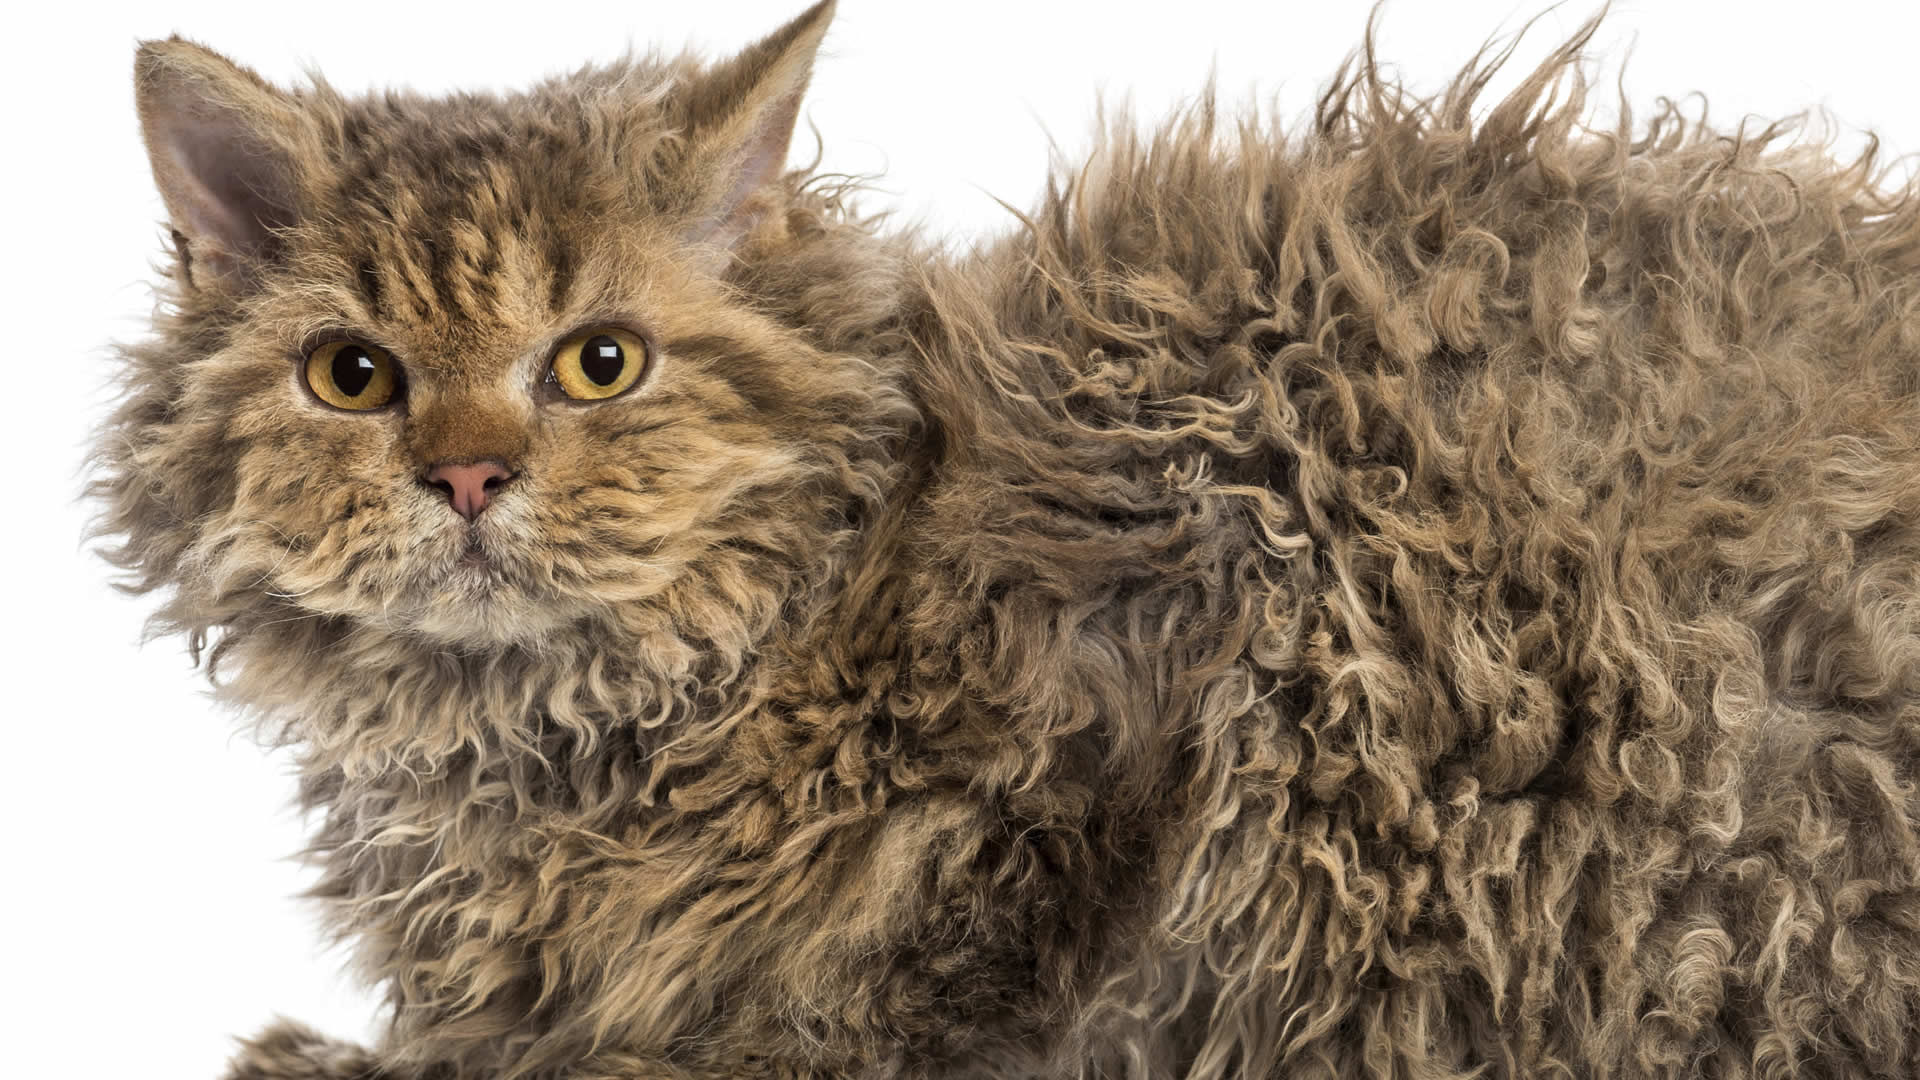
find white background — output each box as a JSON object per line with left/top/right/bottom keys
{"left": 4, "top": 1, "right": 1916, "bottom": 1075}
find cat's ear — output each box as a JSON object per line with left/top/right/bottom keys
{"left": 676, "top": 0, "right": 835, "bottom": 258}
{"left": 134, "top": 38, "right": 308, "bottom": 289}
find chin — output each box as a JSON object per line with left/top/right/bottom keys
{"left": 365, "top": 533, "right": 583, "bottom": 650}
{"left": 401, "top": 580, "right": 578, "bottom": 650}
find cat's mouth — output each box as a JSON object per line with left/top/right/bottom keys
{"left": 458, "top": 533, "right": 491, "bottom": 569}
{"left": 426, "top": 515, "right": 511, "bottom": 583}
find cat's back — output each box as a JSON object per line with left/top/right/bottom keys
{"left": 909, "top": 31, "right": 1920, "bottom": 666}
{"left": 891, "top": 36, "right": 1920, "bottom": 1077}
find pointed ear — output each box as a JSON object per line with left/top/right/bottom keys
{"left": 678, "top": 0, "right": 835, "bottom": 256}
{"left": 134, "top": 38, "right": 307, "bottom": 289}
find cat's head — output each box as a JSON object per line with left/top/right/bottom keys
{"left": 95, "top": 1, "right": 909, "bottom": 679}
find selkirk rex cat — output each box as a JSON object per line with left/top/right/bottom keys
{"left": 95, "top": 2, "right": 1920, "bottom": 1076}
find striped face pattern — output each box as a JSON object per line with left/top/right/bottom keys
{"left": 111, "top": 36, "right": 908, "bottom": 654}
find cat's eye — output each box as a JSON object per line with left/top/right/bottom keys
{"left": 547, "top": 328, "right": 648, "bottom": 401}
{"left": 305, "top": 341, "right": 399, "bottom": 410}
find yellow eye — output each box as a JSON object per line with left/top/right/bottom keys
{"left": 305, "top": 341, "right": 398, "bottom": 410}
{"left": 548, "top": 328, "right": 648, "bottom": 401}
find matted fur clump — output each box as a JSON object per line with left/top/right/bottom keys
{"left": 95, "top": 3, "right": 1920, "bottom": 1077}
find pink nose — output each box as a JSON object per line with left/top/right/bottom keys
{"left": 424, "top": 460, "right": 514, "bottom": 521}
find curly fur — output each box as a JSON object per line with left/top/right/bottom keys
{"left": 96, "top": 4, "right": 1920, "bottom": 1077}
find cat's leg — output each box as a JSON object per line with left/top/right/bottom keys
{"left": 222, "top": 1022, "right": 815, "bottom": 1080}
{"left": 221, "top": 1020, "right": 394, "bottom": 1080}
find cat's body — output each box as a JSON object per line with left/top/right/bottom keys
{"left": 97, "top": 4, "right": 1920, "bottom": 1077}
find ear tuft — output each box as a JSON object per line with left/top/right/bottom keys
{"left": 134, "top": 38, "right": 305, "bottom": 288}
{"left": 680, "top": 1, "right": 837, "bottom": 257}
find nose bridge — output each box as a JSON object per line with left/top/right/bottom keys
{"left": 406, "top": 385, "right": 531, "bottom": 469}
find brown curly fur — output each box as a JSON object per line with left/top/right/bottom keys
{"left": 95, "top": 3, "right": 1920, "bottom": 1077}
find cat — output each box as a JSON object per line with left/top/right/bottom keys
{"left": 94, "top": 1, "right": 1920, "bottom": 1076}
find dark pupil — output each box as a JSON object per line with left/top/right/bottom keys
{"left": 581, "top": 335, "right": 624, "bottom": 386}
{"left": 332, "top": 347, "right": 377, "bottom": 397}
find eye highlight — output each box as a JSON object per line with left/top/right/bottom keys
{"left": 548, "top": 328, "right": 648, "bottom": 401}
{"left": 305, "top": 341, "right": 398, "bottom": 410}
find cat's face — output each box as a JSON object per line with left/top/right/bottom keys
{"left": 191, "top": 167, "right": 809, "bottom": 647}
{"left": 100, "top": 2, "right": 890, "bottom": 656}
